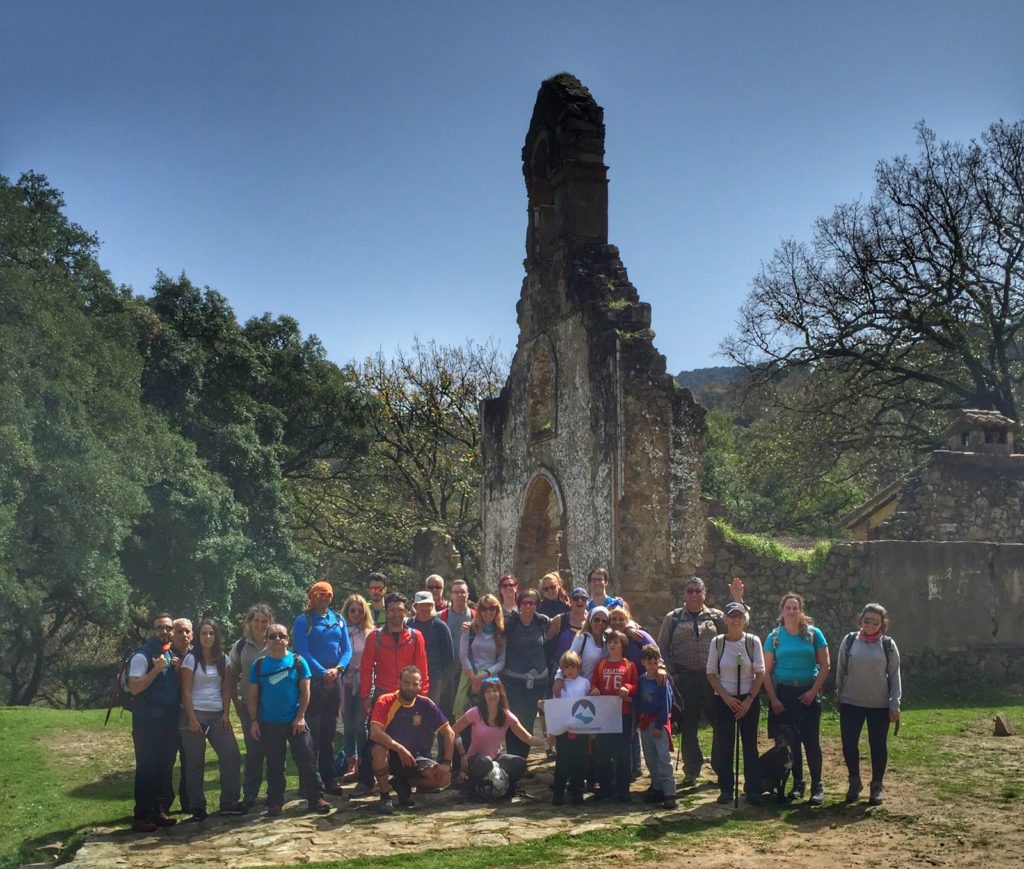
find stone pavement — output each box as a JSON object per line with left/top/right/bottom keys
{"left": 64, "top": 763, "right": 731, "bottom": 868}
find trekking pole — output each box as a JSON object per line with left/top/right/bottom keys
{"left": 734, "top": 653, "right": 742, "bottom": 809}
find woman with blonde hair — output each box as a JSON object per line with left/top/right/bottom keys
{"left": 763, "top": 592, "right": 830, "bottom": 805}
{"left": 339, "top": 593, "right": 374, "bottom": 781}
{"left": 454, "top": 593, "right": 506, "bottom": 716}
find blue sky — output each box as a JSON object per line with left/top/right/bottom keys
{"left": 4, "top": 2, "right": 1022, "bottom": 374}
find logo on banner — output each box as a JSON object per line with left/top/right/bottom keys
{"left": 571, "top": 699, "right": 596, "bottom": 725}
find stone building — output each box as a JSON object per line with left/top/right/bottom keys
{"left": 841, "top": 409, "right": 1023, "bottom": 543}
{"left": 479, "top": 74, "right": 706, "bottom": 620}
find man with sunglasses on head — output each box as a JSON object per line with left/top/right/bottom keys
{"left": 366, "top": 572, "right": 389, "bottom": 628}
{"left": 247, "top": 624, "right": 330, "bottom": 816}
{"left": 657, "top": 576, "right": 746, "bottom": 787}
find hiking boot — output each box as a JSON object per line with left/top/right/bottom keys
{"left": 868, "top": 781, "right": 884, "bottom": 805}
{"left": 809, "top": 782, "right": 824, "bottom": 806}
{"left": 188, "top": 808, "right": 208, "bottom": 822}
{"left": 267, "top": 804, "right": 283, "bottom": 817}
{"left": 663, "top": 796, "right": 678, "bottom": 810}
{"left": 787, "top": 779, "right": 806, "bottom": 801}
{"left": 377, "top": 793, "right": 395, "bottom": 815}
{"left": 643, "top": 788, "right": 665, "bottom": 804}
{"left": 132, "top": 819, "right": 158, "bottom": 833}
{"left": 220, "top": 802, "right": 247, "bottom": 816}
{"left": 153, "top": 812, "right": 177, "bottom": 827}
{"left": 746, "top": 793, "right": 765, "bottom": 806}
{"left": 716, "top": 791, "right": 734, "bottom": 805}
{"left": 324, "top": 783, "right": 346, "bottom": 797}
{"left": 552, "top": 791, "right": 566, "bottom": 806}
{"left": 845, "top": 776, "right": 863, "bottom": 803}
{"left": 393, "top": 777, "right": 416, "bottom": 808}
{"left": 681, "top": 774, "right": 698, "bottom": 788}
{"left": 615, "top": 792, "right": 632, "bottom": 803}
{"left": 569, "top": 789, "right": 584, "bottom": 805}
{"left": 308, "top": 798, "right": 331, "bottom": 815}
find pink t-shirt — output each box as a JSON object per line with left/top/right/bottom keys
{"left": 464, "top": 705, "right": 521, "bottom": 758}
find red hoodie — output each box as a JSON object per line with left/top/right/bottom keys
{"left": 360, "top": 625, "right": 429, "bottom": 699}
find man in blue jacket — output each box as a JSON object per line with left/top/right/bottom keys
{"left": 293, "top": 581, "right": 352, "bottom": 796}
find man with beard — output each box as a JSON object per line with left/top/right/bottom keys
{"left": 368, "top": 665, "right": 454, "bottom": 814}
{"left": 366, "top": 573, "right": 388, "bottom": 628}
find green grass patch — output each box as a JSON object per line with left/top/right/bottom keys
{"left": 712, "top": 519, "right": 832, "bottom": 572}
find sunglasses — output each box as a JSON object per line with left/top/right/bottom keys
{"left": 427, "top": 585, "right": 443, "bottom": 591}
{"left": 268, "top": 633, "right": 288, "bottom": 641}
{"left": 479, "top": 605, "right": 497, "bottom": 612}
{"left": 685, "top": 588, "right": 704, "bottom": 595}
{"left": 519, "top": 599, "right": 538, "bottom": 607}
{"left": 481, "top": 676, "right": 501, "bottom": 685}
{"left": 572, "top": 596, "right": 588, "bottom": 603}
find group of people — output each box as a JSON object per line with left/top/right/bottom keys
{"left": 125, "top": 569, "right": 902, "bottom": 833}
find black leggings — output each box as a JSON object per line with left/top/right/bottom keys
{"left": 839, "top": 704, "right": 890, "bottom": 784}
{"left": 773, "top": 682, "right": 823, "bottom": 785}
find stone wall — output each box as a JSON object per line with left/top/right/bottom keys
{"left": 695, "top": 521, "right": 1024, "bottom": 683}
{"left": 877, "top": 451, "right": 1024, "bottom": 542}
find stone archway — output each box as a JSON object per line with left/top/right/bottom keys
{"left": 512, "top": 472, "right": 568, "bottom": 589}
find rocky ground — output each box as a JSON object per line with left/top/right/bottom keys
{"left": 56, "top": 723, "right": 1024, "bottom": 869}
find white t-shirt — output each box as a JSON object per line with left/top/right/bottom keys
{"left": 558, "top": 675, "right": 592, "bottom": 699}
{"left": 706, "top": 634, "right": 765, "bottom": 696}
{"left": 129, "top": 650, "right": 156, "bottom": 679}
{"left": 182, "top": 651, "right": 229, "bottom": 712}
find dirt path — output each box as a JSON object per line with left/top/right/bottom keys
{"left": 57, "top": 721, "right": 1024, "bottom": 869}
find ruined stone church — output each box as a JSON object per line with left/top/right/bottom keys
{"left": 480, "top": 74, "right": 706, "bottom": 620}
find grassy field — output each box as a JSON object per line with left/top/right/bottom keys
{"left": 1, "top": 691, "right": 1021, "bottom": 868}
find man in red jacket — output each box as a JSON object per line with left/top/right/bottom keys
{"left": 352, "top": 592, "right": 429, "bottom": 796}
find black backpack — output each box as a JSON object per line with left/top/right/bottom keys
{"left": 838, "top": 632, "right": 894, "bottom": 696}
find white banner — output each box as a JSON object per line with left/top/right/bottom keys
{"left": 543, "top": 695, "right": 623, "bottom": 736}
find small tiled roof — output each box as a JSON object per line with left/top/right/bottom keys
{"left": 941, "top": 409, "right": 1016, "bottom": 436}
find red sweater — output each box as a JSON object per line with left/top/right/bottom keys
{"left": 360, "top": 625, "right": 429, "bottom": 699}
{"left": 593, "top": 658, "right": 638, "bottom": 716}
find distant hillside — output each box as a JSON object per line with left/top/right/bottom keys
{"left": 675, "top": 365, "right": 746, "bottom": 392}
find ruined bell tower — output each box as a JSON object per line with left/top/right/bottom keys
{"left": 479, "top": 74, "right": 707, "bottom": 621}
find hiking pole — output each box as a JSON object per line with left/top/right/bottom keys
{"left": 734, "top": 653, "right": 742, "bottom": 809}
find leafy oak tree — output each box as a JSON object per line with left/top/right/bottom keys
{"left": 725, "top": 120, "right": 1024, "bottom": 458}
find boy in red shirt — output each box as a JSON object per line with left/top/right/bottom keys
{"left": 591, "top": 630, "right": 637, "bottom": 801}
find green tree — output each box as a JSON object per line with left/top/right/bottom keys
{"left": 725, "top": 120, "right": 1024, "bottom": 444}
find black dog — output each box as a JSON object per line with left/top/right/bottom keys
{"left": 757, "top": 725, "right": 796, "bottom": 803}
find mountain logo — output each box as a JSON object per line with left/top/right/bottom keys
{"left": 571, "top": 699, "right": 596, "bottom": 725}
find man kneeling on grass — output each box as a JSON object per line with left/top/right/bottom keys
{"left": 369, "top": 665, "right": 455, "bottom": 814}
{"left": 247, "top": 623, "right": 330, "bottom": 816}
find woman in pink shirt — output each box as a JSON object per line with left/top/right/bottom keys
{"left": 452, "top": 678, "right": 543, "bottom": 799}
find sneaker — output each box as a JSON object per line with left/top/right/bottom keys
{"left": 324, "top": 783, "right": 346, "bottom": 797}
{"left": 569, "top": 789, "right": 584, "bottom": 805}
{"left": 378, "top": 793, "right": 395, "bottom": 815}
{"left": 681, "top": 774, "right": 698, "bottom": 788}
{"left": 716, "top": 792, "right": 734, "bottom": 805}
{"left": 552, "top": 791, "right": 566, "bottom": 806}
{"left": 663, "top": 796, "right": 678, "bottom": 810}
{"left": 868, "top": 782, "right": 884, "bottom": 805}
{"left": 188, "top": 809, "right": 208, "bottom": 822}
{"left": 132, "top": 819, "right": 158, "bottom": 833}
{"left": 267, "top": 804, "right": 283, "bottom": 817}
{"left": 308, "top": 799, "right": 331, "bottom": 815}
{"left": 351, "top": 782, "right": 378, "bottom": 798}
{"left": 153, "top": 812, "right": 177, "bottom": 827}
{"left": 643, "top": 788, "right": 665, "bottom": 804}
{"left": 809, "top": 782, "right": 824, "bottom": 806}
{"left": 845, "top": 777, "right": 863, "bottom": 803}
{"left": 746, "top": 793, "right": 765, "bottom": 806}
{"left": 788, "top": 779, "right": 806, "bottom": 801}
